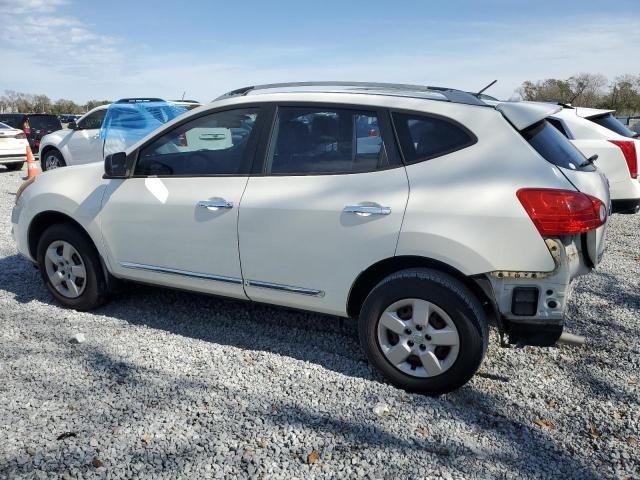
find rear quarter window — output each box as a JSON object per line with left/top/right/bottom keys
{"left": 522, "top": 120, "right": 595, "bottom": 172}
{"left": 392, "top": 112, "right": 476, "bottom": 164}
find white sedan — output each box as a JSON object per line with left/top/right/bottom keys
{"left": 0, "top": 122, "right": 28, "bottom": 170}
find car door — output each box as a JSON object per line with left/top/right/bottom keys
{"left": 99, "top": 106, "right": 265, "bottom": 299}
{"left": 65, "top": 109, "right": 107, "bottom": 164}
{"left": 238, "top": 104, "right": 409, "bottom": 316}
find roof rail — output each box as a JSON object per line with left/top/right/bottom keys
{"left": 115, "top": 98, "right": 165, "bottom": 104}
{"left": 214, "top": 81, "right": 487, "bottom": 106}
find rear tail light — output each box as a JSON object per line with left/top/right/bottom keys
{"left": 517, "top": 188, "right": 606, "bottom": 236}
{"left": 608, "top": 140, "right": 638, "bottom": 179}
{"left": 14, "top": 132, "right": 26, "bottom": 139}
{"left": 368, "top": 129, "right": 378, "bottom": 137}
{"left": 23, "top": 127, "right": 31, "bottom": 135}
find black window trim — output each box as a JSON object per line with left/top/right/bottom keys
{"left": 127, "top": 103, "right": 270, "bottom": 178}
{"left": 546, "top": 117, "right": 575, "bottom": 140}
{"left": 255, "top": 101, "right": 404, "bottom": 177}
{"left": 389, "top": 108, "right": 478, "bottom": 165}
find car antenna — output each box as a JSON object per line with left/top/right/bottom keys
{"left": 476, "top": 80, "right": 497, "bottom": 96}
{"left": 181, "top": 91, "right": 186, "bottom": 100}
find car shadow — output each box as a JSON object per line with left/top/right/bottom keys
{"left": 0, "top": 253, "right": 609, "bottom": 478}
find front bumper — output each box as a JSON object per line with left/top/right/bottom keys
{"left": 0, "top": 153, "right": 27, "bottom": 164}
{"left": 485, "top": 236, "right": 591, "bottom": 346}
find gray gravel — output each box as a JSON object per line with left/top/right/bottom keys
{"left": 1, "top": 166, "right": 638, "bottom": 479}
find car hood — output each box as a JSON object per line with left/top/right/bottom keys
{"left": 41, "top": 129, "right": 73, "bottom": 144}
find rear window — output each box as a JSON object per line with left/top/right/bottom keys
{"left": 522, "top": 120, "right": 595, "bottom": 171}
{"left": 589, "top": 113, "right": 638, "bottom": 138}
{"left": 392, "top": 112, "right": 476, "bottom": 164}
{"left": 0, "top": 115, "right": 22, "bottom": 129}
{"left": 28, "top": 115, "right": 62, "bottom": 131}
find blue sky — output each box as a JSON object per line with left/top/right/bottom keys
{"left": 1, "top": 0, "right": 639, "bottom": 103}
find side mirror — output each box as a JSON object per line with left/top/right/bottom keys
{"left": 104, "top": 152, "right": 128, "bottom": 178}
{"left": 68, "top": 121, "right": 77, "bottom": 130}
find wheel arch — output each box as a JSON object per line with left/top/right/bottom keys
{"left": 28, "top": 211, "right": 97, "bottom": 262}
{"left": 39, "top": 145, "right": 64, "bottom": 168}
{"left": 346, "top": 255, "right": 498, "bottom": 321}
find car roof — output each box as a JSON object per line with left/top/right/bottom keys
{"left": 214, "top": 81, "right": 489, "bottom": 107}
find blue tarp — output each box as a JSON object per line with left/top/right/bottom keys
{"left": 100, "top": 100, "right": 188, "bottom": 157}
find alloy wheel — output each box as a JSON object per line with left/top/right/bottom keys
{"left": 377, "top": 298, "right": 460, "bottom": 378}
{"left": 43, "top": 240, "right": 87, "bottom": 298}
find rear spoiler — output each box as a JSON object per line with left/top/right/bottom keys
{"left": 495, "top": 101, "right": 562, "bottom": 131}
{"left": 574, "top": 107, "right": 615, "bottom": 119}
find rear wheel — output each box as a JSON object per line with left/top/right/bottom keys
{"left": 41, "top": 149, "right": 66, "bottom": 171}
{"left": 36, "top": 224, "right": 108, "bottom": 311}
{"left": 358, "top": 268, "right": 488, "bottom": 395}
{"left": 5, "top": 162, "right": 24, "bottom": 171}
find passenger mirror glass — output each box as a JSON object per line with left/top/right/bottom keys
{"left": 104, "top": 152, "right": 127, "bottom": 178}
{"left": 68, "top": 121, "right": 77, "bottom": 130}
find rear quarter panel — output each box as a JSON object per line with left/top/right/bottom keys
{"left": 397, "top": 105, "right": 574, "bottom": 275}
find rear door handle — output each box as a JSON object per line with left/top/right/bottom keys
{"left": 343, "top": 205, "right": 391, "bottom": 216}
{"left": 197, "top": 200, "right": 234, "bottom": 210}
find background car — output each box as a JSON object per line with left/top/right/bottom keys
{"left": 0, "top": 113, "right": 62, "bottom": 154}
{"left": 39, "top": 99, "right": 187, "bottom": 171}
{"left": 549, "top": 106, "right": 640, "bottom": 214}
{"left": 0, "top": 121, "right": 28, "bottom": 170}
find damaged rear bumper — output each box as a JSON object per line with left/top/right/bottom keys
{"left": 482, "top": 236, "right": 591, "bottom": 346}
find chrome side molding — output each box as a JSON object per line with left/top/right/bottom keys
{"left": 246, "top": 279, "right": 325, "bottom": 297}
{"left": 120, "top": 262, "right": 243, "bottom": 285}
{"left": 119, "top": 262, "right": 324, "bottom": 297}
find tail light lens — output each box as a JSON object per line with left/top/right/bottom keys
{"left": 14, "top": 132, "right": 26, "bottom": 139}
{"left": 517, "top": 188, "right": 607, "bottom": 236}
{"left": 609, "top": 140, "right": 638, "bottom": 179}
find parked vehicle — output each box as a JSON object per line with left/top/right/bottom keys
{"left": 548, "top": 107, "right": 640, "bottom": 214}
{"left": 0, "top": 122, "right": 28, "bottom": 170}
{"left": 39, "top": 99, "right": 186, "bottom": 171}
{"left": 170, "top": 100, "right": 202, "bottom": 110}
{"left": 0, "top": 113, "right": 62, "bottom": 154}
{"left": 12, "top": 82, "right": 610, "bottom": 394}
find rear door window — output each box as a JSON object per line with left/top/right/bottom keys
{"left": 28, "top": 115, "right": 62, "bottom": 131}
{"left": 392, "top": 112, "right": 476, "bottom": 164}
{"left": 266, "top": 106, "right": 389, "bottom": 175}
{"left": 522, "top": 120, "right": 595, "bottom": 171}
{"left": 588, "top": 113, "right": 638, "bottom": 138}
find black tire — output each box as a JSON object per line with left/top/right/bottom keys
{"left": 5, "top": 162, "right": 24, "bottom": 171}
{"left": 358, "top": 268, "right": 488, "bottom": 395}
{"left": 41, "top": 149, "right": 66, "bottom": 171}
{"left": 36, "top": 223, "right": 109, "bottom": 311}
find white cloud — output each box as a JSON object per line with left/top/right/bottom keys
{"left": 0, "top": 3, "right": 638, "bottom": 104}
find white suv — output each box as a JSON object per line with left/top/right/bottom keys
{"left": 12, "top": 82, "right": 610, "bottom": 394}
{"left": 549, "top": 106, "right": 640, "bottom": 214}
{"left": 39, "top": 105, "right": 109, "bottom": 170}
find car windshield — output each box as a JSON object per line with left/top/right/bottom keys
{"left": 101, "top": 100, "right": 188, "bottom": 157}
{"left": 589, "top": 113, "right": 638, "bottom": 138}
{"left": 28, "top": 115, "right": 62, "bottom": 131}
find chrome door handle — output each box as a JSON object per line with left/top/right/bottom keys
{"left": 343, "top": 205, "right": 391, "bottom": 216}
{"left": 197, "top": 200, "right": 234, "bottom": 210}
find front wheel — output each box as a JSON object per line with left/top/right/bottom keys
{"left": 36, "top": 224, "right": 108, "bottom": 311}
{"left": 41, "top": 149, "right": 66, "bottom": 171}
{"left": 359, "top": 268, "right": 488, "bottom": 395}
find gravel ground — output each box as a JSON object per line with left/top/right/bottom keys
{"left": 0, "top": 166, "right": 638, "bottom": 480}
